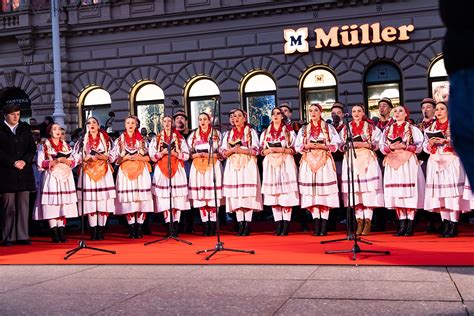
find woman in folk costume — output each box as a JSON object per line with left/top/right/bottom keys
{"left": 149, "top": 116, "right": 190, "bottom": 237}
{"left": 34, "top": 123, "right": 78, "bottom": 243}
{"left": 221, "top": 109, "right": 262, "bottom": 236}
{"left": 379, "top": 105, "right": 425, "bottom": 237}
{"left": 73, "top": 117, "right": 116, "bottom": 241}
{"left": 295, "top": 103, "right": 342, "bottom": 236}
{"left": 109, "top": 116, "right": 153, "bottom": 239}
{"left": 260, "top": 107, "right": 299, "bottom": 236}
{"left": 187, "top": 113, "right": 223, "bottom": 236}
{"left": 339, "top": 104, "right": 384, "bottom": 236}
{"left": 423, "top": 101, "right": 469, "bottom": 237}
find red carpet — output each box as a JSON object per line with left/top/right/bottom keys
{"left": 1, "top": 224, "right": 473, "bottom": 265}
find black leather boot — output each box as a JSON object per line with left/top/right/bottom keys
{"left": 274, "top": 221, "right": 283, "bottom": 236}
{"left": 440, "top": 220, "right": 450, "bottom": 237}
{"left": 90, "top": 227, "right": 98, "bottom": 241}
{"left": 135, "top": 224, "right": 143, "bottom": 239}
{"left": 50, "top": 227, "right": 60, "bottom": 243}
{"left": 394, "top": 220, "right": 407, "bottom": 236}
{"left": 209, "top": 222, "right": 216, "bottom": 236}
{"left": 404, "top": 220, "right": 414, "bottom": 236}
{"left": 142, "top": 216, "right": 152, "bottom": 235}
{"left": 97, "top": 226, "right": 105, "bottom": 240}
{"left": 237, "top": 222, "right": 244, "bottom": 236}
{"left": 203, "top": 222, "right": 210, "bottom": 236}
{"left": 242, "top": 221, "right": 251, "bottom": 236}
{"left": 58, "top": 227, "right": 67, "bottom": 243}
{"left": 313, "top": 218, "right": 321, "bottom": 236}
{"left": 452, "top": 221, "right": 459, "bottom": 237}
{"left": 426, "top": 217, "right": 437, "bottom": 233}
{"left": 129, "top": 224, "right": 136, "bottom": 239}
{"left": 281, "top": 221, "right": 289, "bottom": 236}
{"left": 445, "top": 221, "right": 459, "bottom": 238}
{"left": 320, "top": 219, "right": 328, "bottom": 236}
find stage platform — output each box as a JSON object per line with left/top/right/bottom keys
{"left": 1, "top": 223, "right": 473, "bottom": 265}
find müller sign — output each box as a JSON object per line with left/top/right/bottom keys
{"left": 284, "top": 23, "right": 415, "bottom": 54}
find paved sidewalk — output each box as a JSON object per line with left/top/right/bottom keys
{"left": 0, "top": 265, "right": 472, "bottom": 315}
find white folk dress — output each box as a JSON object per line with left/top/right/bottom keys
{"left": 74, "top": 132, "right": 116, "bottom": 215}
{"left": 295, "top": 121, "right": 342, "bottom": 209}
{"left": 259, "top": 124, "right": 299, "bottom": 207}
{"left": 221, "top": 125, "right": 263, "bottom": 212}
{"left": 109, "top": 133, "right": 153, "bottom": 214}
{"left": 379, "top": 122, "right": 425, "bottom": 209}
{"left": 33, "top": 139, "right": 78, "bottom": 220}
{"left": 339, "top": 121, "right": 384, "bottom": 208}
{"left": 149, "top": 130, "right": 191, "bottom": 212}
{"left": 423, "top": 121, "right": 469, "bottom": 213}
{"left": 187, "top": 128, "right": 223, "bottom": 208}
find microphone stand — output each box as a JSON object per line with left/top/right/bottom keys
{"left": 196, "top": 97, "right": 255, "bottom": 260}
{"left": 65, "top": 125, "right": 116, "bottom": 260}
{"left": 320, "top": 115, "right": 371, "bottom": 246}
{"left": 323, "top": 113, "right": 390, "bottom": 260}
{"left": 145, "top": 130, "right": 192, "bottom": 246}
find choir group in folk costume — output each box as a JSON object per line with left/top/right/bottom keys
{"left": 25, "top": 98, "right": 474, "bottom": 243}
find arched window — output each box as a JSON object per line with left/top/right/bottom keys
{"left": 364, "top": 62, "right": 402, "bottom": 119}
{"left": 243, "top": 72, "right": 276, "bottom": 133}
{"left": 429, "top": 57, "right": 449, "bottom": 103}
{"left": 0, "top": 87, "right": 32, "bottom": 122}
{"left": 81, "top": 87, "right": 111, "bottom": 129}
{"left": 300, "top": 67, "right": 337, "bottom": 121}
{"left": 134, "top": 83, "right": 165, "bottom": 134}
{"left": 187, "top": 77, "right": 220, "bottom": 129}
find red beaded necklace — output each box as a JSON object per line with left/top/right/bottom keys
{"left": 124, "top": 131, "right": 137, "bottom": 148}
{"left": 88, "top": 132, "right": 101, "bottom": 149}
{"left": 392, "top": 121, "right": 407, "bottom": 138}
{"left": 436, "top": 119, "right": 449, "bottom": 134}
{"left": 199, "top": 125, "right": 211, "bottom": 141}
{"left": 233, "top": 126, "right": 245, "bottom": 141}
{"left": 269, "top": 122, "right": 283, "bottom": 140}
{"left": 49, "top": 138, "right": 63, "bottom": 153}
{"left": 351, "top": 120, "right": 364, "bottom": 136}
{"left": 310, "top": 120, "right": 322, "bottom": 138}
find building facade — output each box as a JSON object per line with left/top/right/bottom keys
{"left": 0, "top": 0, "right": 447, "bottom": 134}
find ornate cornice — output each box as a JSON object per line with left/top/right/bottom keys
{"left": 34, "top": 0, "right": 386, "bottom": 37}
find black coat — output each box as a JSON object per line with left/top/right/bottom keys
{"left": 0, "top": 121, "right": 36, "bottom": 193}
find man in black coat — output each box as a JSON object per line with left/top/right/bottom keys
{"left": 0, "top": 104, "right": 37, "bottom": 246}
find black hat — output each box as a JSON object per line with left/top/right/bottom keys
{"left": 173, "top": 110, "right": 188, "bottom": 120}
{"left": 279, "top": 102, "right": 292, "bottom": 112}
{"left": 420, "top": 97, "right": 436, "bottom": 107}
{"left": 378, "top": 97, "right": 393, "bottom": 108}
{"left": 330, "top": 102, "right": 344, "bottom": 111}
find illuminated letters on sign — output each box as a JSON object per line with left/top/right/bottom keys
{"left": 284, "top": 23, "right": 414, "bottom": 54}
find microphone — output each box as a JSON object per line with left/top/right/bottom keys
{"left": 325, "top": 118, "right": 333, "bottom": 124}
{"left": 371, "top": 116, "right": 380, "bottom": 124}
